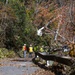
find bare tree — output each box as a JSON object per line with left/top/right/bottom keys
{"left": 69, "top": 0, "right": 75, "bottom": 25}
{"left": 6, "top": 0, "right": 8, "bottom": 4}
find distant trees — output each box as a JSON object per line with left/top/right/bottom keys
{"left": 0, "top": 0, "right": 75, "bottom": 49}
{"left": 0, "top": 2, "right": 16, "bottom": 47}
{"left": 0, "top": 0, "right": 37, "bottom": 49}
{"left": 33, "top": 0, "right": 75, "bottom": 46}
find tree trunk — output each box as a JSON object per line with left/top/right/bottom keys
{"left": 6, "top": 0, "right": 8, "bottom": 4}
{"left": 69, "top": 0, "right": 75, "bottom": 25}
{"left": 56, "top": 0, "right": 63, "bottom": 7}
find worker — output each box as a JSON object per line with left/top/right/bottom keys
{"left": 29, "top": 44, "right": 33, "bottom": 57}
{"left": 22, "top": 44, "right": 27, "bottom": 58}
{"left": 40, "top": 45, "right": 44, "bottom": 52}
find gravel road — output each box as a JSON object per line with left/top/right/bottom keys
{"left": 0, "top": 58, "right": 40, "bottom": 75}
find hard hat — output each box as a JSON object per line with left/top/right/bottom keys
{"left": 24, "top": 44, "right": 26, "bottom": 45}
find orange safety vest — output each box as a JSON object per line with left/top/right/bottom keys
{"left": 22, "top": 46, "right": 27, "bottom": 51}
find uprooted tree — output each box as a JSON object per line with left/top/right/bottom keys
{"left": 34, "top": 0, "right": 75, "bottom": 47}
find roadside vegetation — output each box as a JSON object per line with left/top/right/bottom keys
{"left": 0, "top": 0, "right": 75, "bottom": 58}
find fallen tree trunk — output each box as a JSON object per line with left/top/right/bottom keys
{"left": 35, "top": 52, "right": 75, "bottom": 66}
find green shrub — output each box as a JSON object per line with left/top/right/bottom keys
{"left": 5, "top": 50, "right": 16, "bottom": 58}
{"left": 0, "top": 48, "right": 16, "bottom": 58}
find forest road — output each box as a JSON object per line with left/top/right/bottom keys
{"left": 0, "top": 57, "right": 40, "bottom": 75}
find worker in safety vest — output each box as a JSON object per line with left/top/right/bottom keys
{"left": 34, "top": 45, "right": 39, "bottom": 58}
{"left": 22, "top": 44, "right": 27, "bottom": 58}
{"left": 40, "top": 45, "right": 44, "bottom": 52}
{"left": 29, "top": 44, "right": 33, "bottom": 57}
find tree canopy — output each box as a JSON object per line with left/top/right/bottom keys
{"left": 0, "top": 0, "right": 75, "bottom": 49}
